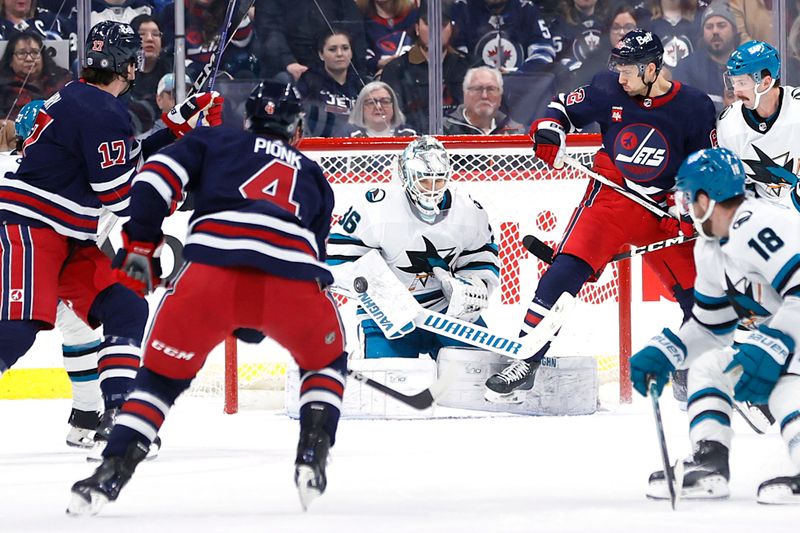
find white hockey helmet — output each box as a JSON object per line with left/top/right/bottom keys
{"left": 399, "top": 135, "right": 451, "bottom": 221}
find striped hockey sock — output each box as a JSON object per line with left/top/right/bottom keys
{"left": 688, "top": 387, "right": 734, "bottom": 448}
{"left": 97, "top": 337, "right": 141, "bottom": 409}
{"left": 63, "top": 340, "right": 103, "bottom": 413}
{"left": 298, "top": 357, "right": 346, "bottom": 444}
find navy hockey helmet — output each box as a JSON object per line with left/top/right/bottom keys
{"left": 85, "top": 21, "right": 143, "bottom": 75}
{"left": 608, "top": 29, "right": 664, "bottom": 76}
{"left": 245, "top": 81, "right": 304, "bottom": 140}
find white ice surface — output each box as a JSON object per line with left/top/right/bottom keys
{"left": 0, "top": 392, "right": 797, "bottom": 533}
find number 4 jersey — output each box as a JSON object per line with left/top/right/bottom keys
{"left": 128, "top": 127, "right": 335, "bottom": 285}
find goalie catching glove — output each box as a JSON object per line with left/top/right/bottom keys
{"left": 111, "top": 229, "right": 163, "bottom": 297}
{"left": 163, "top": 91, "right": 224, "bottom": 138}
{"left": 531, "top": 119, "right": 566, "bottom": 170}
{"left": 434, "top": 268, "right": 489, "bottom": 322}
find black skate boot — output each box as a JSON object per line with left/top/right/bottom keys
{"left": 757, "top": 474, "right": 800, "bottom": 504}
{"left": 87, "top": 408, "right": 118, "bottom": 462}
{"left": 66, "top": 408, "right": 100, "bottom": 449}
{"left": 648, "top": 440, "right": 730, "bottom": 500}
{"left": 67, "top": 440, "right": 149, "bottom": 516}
{"left": 295, "top": 406, "right": 332, "bottom": 511}
{"left": 484, "top": 359, "right": 540, "bottom": 404}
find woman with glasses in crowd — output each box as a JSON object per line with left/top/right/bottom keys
{"left": 0, "top": 32, "right": 72, "bottom": 121}
{"left": 343, "top": 81, "right": 416, "bottom": 137}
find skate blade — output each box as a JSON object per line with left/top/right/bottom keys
{"left": 86, "top": 440, "right": 107, "bottom": 462}
{"left": 66, "top": 428, "right": 95, "bottom": 449}
{"left": 145, "top": 438, "right": 161, "bottom": 462}
{"left": 66, "top": 438, "right": 95, "bottom": 449}
{"left": 484, "top": 389, "right": 526, "bottom": 404}
{"left": 66, "top": 489, "right": 109, "bottom": 516}
{"left": 296, "top": 465, "right": 321, "bottom": 512}
{"left": 647, "top": 475, "right": 730, "bottom": 500}
{"left": 758, "top": 484, "right": 800, "bottom": 505}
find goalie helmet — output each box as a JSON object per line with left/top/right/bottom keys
{"left": 245, "top": 81, "right": 304, "bottom": 141}
{"left": 85, "top": 21, "right": 143, "bottom": 75}
{"left": 399, "top": 136, "right": 452, "bottom": 222}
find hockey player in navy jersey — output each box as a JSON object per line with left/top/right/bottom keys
{"left": 67, "top": 81, "right": 348, "bottom": 515}
{"left": 484, "top": 30, "right": 717, "bottom": 402}
{"left": 631, "top": 148, "right": 800, "bottom": 504}
{"left": 0, "top": 20, "right": 223, "bottom": 451}
{"left": 718, "top": 41, "right": 800, "bottom": 211}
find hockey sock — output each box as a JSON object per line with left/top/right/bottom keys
{"left": 0, "top": 320, "right": 39, "bottom": 372}
{"left": 97, "top": 337, "right": 142, "bottom": 408}
{"left": 780, "top": 410, "right": 800, "bottom": 468}
{"left": 298, "top": 352, "right": 347, "bottom": 445}
{"left": 63, "top": 340, "right": 103, "bottom": 413}
{"left": 688, "top": 387, "right": 733, "bottom": 449}
{"left": 520, "top": 254, "right": 593, "bottom": 362}
{"left": 104, "top": 368, "right": 191, "bottom": 458}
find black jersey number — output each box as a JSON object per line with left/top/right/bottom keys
{"left": 747, "top": 227, "right": 784, "bottom": 260}
{"left": 239, "top": 160, "right": 300, "bottom": 216}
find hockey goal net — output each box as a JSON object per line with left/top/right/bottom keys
{"left": 190, "top": 133, "right": 635, "bottom": 413}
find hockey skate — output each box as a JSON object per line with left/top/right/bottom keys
{"left": 87, "top": 407, "right": 161, "bottom": 462}
{"left": 295, "top": 409, "right": 332, "bottom": 511}
{"left": 66, "top": 408, "right": 100, "bottom": 449}
{"left": 67, "top": 440, "right": 149, "bottom": 516}
{"left": 648, "top": 440, "right": 730, "bottom": 500}
{"left": 484, "top": 360, "right": 539, "bottom": 404}
{"left": 757, "top": 474, "right": 800, "bottom": 504}
{"left": 733, "top": 401, "right": 775, "bottom": 434}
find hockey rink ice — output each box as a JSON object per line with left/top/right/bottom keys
{"left": 1, "top": 392, "right": 796, "bottom": 533}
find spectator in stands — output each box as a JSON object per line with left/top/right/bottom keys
{"left": 90, "top": 0, "right": 152, "bottom": 27}
{"left": 380, "top": 0, "right": 469, "bottom": 133}
{"left": 357, "top": 0, "right": 418, "bottom": 76}
{"left": 298, "top": 30, "right": 363, "bottom": 138}
{"left": 255, "top": 0, "right": 368, "bottom": 83}
{"left": 160, "top": 0, "right": 256, "bottom": 78}
{"left": 451, "top": 0, "right": 556, "bottom": 73}
{"left": 139, "top": 72, "right": 192, "bottom": 137}
{"left": 343, "top": 80, "right": 416, "bottom": 136}
{"left": 124, "top": 14, "right": 172, "bottom": 134}
{"left": 0, "top": 32, "right": 71, "bottom": 120}
{"left": 647, "top": 0, "right": 699, "bottom": 71}
{"left": 671, "top": 0, "right": 738, "bottom": 112}
{"left": 728, "top": 0, "right": 774, "bottom": 45}
{"left": 443, "top": 66, "right": 524, "bottom": 134}
{"left": 787, "top": 14, "right": 800, "bottom": 86}
{"left": 550, "top": 0, "right": 610, "bottom": 70}
{"left": 0, "top": 0, "right": 75, "bottom": 47}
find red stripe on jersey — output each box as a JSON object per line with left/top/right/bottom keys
{"left": 123, "top": 400, "right": 165, "bottom": 427}
{"left": 0, "top": 190, "right": 97, "bottom": 230}
{"left": 98, "top": 355, "right": 140, "bottom": 371}
{"left": 141, "top": 161, "right": 183, "bottom": 199}
{"left": 96, "top": 183, "right": 131, "bottom": 204}
{"left": 194, "top": 220, "right": 316, "bottom": 256}
{"left": 300, "top": 375, "right": 345, "bottom": 396}
{"left": 6, "top": 226, "right": 25, "bottom": 320}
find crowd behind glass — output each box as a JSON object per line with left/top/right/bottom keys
{"left": 0, "top": 0, "right": 796, "bottom": 142}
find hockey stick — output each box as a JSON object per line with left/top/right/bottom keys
{"left": 336, "top": 277, "right": 575, "bottom": 360}
{"left": 347, "top": 366, "right": 455, "bottom": 410}
{"left": 522, "top": 233, "right": 698, "bottom": 266}
{"left": 562, "top": 155, "right": 672, "bottom": 220}
{"left": 649, "top": 378, "right": 684, "bottom": 510}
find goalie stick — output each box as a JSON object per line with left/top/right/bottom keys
{"left": 522, "top": 233, "right": 698, "bottom": 265}
{"left": 648, "top": 378, "right": 684, "bottom": 510}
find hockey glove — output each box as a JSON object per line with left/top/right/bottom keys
{"left": 725, "top": 325, "right": 793, "bottom": 404}
{"left": 435, "top": 268, "right": 489, "bottom": 323}
{"left": 660, "top": 194, "right": 695, "bottom": 237}
{"left": 112, "top": 230, "right": 163, "bottom": 297}
{"left": 532, "top": 119, "right": 566, "bottom": 170}
{"left": 163, "top": 91, "right": 224, "bottom": 138}
{"left": 630, "top": 328, "right": 686, "bottom": 397}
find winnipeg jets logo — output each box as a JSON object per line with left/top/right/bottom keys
{"left": 398, "top": 236, "right": 456, "bottom": 288}
{"left": 476, "top": 31, "right": 521, "bottom": 70}
{"left": 614, "top": 124, "right": 669, "bottom": 182}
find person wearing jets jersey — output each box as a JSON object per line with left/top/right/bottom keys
{"left": 717, "top": 40, "right": 800, "bottom": 211}
{"left": 327, "top": 135, "right": 500, "bottom": 360}
{"left": 630, "top": 148, "right": 800, "bottom": 504}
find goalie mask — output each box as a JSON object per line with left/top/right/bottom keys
{"left": 399, "top": 136, "right": 451, "bottom": 222}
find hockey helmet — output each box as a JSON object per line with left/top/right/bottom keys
{"left": 608, "top": 29, "right": 664, "bottom": 76}
{"left": 245, "top": 81, "right": 304, "bottom": 140}
{"left": 675, "top": 148, "right": 746, "bottom": 238}
{"left": 14, "top": 100, "right": 45, "bottom": 141}
{"left": 85, "top": 21, "right": 143, "bottom": 75}
{"left": 726, "top": 40, "right": 780, "bottom": 84}
{"left": 399, "top": 135, "right": 451, "bottom": 222}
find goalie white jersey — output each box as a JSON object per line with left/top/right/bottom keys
{"left": 717, "top": 87, "right": 800, "bottom": 210}
{"left": 675, "top": 198, "right": 800, "bottom": 370}
{"left": 328, "top": 186, "right": 499, "bottom": 313}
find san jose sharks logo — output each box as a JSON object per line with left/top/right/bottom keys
{"left": 741, "top": 145, "right": 798, "bottom": 197}
{"left": 725, "top": 274, "right": 769, "bottom": 328}
{"left": 398, "top": 236, "right": 456, "bottom": 287}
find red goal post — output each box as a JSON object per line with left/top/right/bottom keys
{"left": 217, "top": 133, "right": 633, "bottom": 413}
